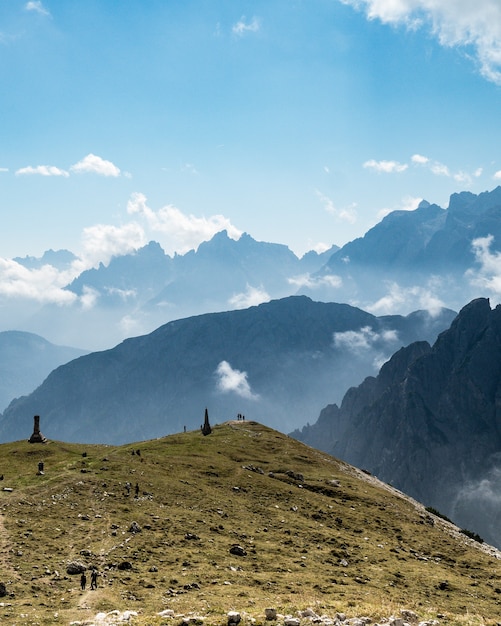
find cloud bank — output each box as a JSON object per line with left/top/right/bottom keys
{"left": 127, "top": 192, "right": 242, "bottom": 255}
{"left": 340, "top": 0, "right": 501, "bottom": 84}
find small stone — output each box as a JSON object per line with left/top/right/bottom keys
{"left": 265, "top": 608, "right": 277, "bottom": 621}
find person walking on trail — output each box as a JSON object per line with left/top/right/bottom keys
{"left": 91, "top": 570, "right": 98, "bottom": 590}
{"left": 80, "top": 572, "right": 87, "bottom": 591}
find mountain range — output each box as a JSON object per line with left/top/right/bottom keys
{"left": 299, "top": 186, "right": 501, "bottom": 312}
{"left": 5, "top": 185, "right": 501, "bottom": 351}
{"left": 292, "top": 297, "right": 501, "bottom": 548}
{"left": 10, "top": 234, "right": 337, "bottom": 351}
{"left": 0, "top": 296, "right": 455, "bottom": 445}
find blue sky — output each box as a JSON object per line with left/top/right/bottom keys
{"left": 2, "top": 0, "right": 501, "bottom": 267}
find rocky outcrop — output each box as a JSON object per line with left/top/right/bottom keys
{"left": 294, "top": 298, "right": 501, "bottom": 548}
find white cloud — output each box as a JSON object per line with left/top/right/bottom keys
{"left": 467, "top": 235, "right": 501, "bottom": 300}
{"left": 411, "top": 153, "right": 482, "bottom": 184}
{"left": 494, "top": 170, "right": 501, "bottom": 180}
{"left": 0, "top": 257, "right": 77, "bottom": 304}
{"left": 411, "top": 154, "right": 429, "bottom": 165}
{"left": 25, "top": 1, "right": 50, "bottom": 16}
{"left": 228, "top": 285, "right": 270, "bottom": 309}
{"left": 340, "top": 0, "right": 501, "bottom": 84}
{"left": 70, "top": 154, "right": 121, "bottom": 177}
{"left": 215, "top": 360, "right": 259, "bottom": 399}
{"left": 15, "top": 165, "right": 69, "bottom": 177}
{"left": 126, "top": 192, "right": 242, "bottom": 255}
{"left": 80, "top": 222, "right": 147, "bottom": 267}
{"left": 315, "top": 190, "right": 357, "bottom": 224}
{"left": 365, "top": 281, "right": 446, "bottom": 317}
{"left": 430, "top": 162, "right": 450, "bottom": 177}
{"left": 333, "top": 325, "right": 399, "bottom": 352}
{"left": 376, "top": 195, "right": 422, "bottom": 220}
{"left": 232, "top": 16, "right": 260, "bottom": 37}
{"left": 363, "top": 159, "right": 408, "bottom": 173}
{"left": 287, "top": 273, "right": 343, "bottom": 289}
{"left": 80, "top": 285, "right": 99, "bottom": 310}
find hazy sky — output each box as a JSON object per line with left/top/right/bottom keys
{"left": 2, "top": 0, "right": 501, "bottom": 263}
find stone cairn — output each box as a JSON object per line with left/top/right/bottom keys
{"left": 28, "top": 415, "right": 47, "bottom": 444}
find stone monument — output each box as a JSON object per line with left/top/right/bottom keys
{"left": 201, "top": 407, "right": 212, "bottom": 436}
{"left": 29, "top": 415, "right": 47, "bottom": 444}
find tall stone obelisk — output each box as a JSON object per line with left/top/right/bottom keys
{"left": 29, "top": 415, "right": 47, "bottom": 443}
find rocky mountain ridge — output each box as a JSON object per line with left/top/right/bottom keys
{"left": 293, "top": 297, "right": 501, "bottom": 548}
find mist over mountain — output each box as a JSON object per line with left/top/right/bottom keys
{"left": 0, "top": 296, "right": 455, "bottom": 445}
{"left": 299, "top": 186, "right": 501, "bottom": 313}
{"left": 4, "top": 186, "right": 501, "bottom": 351}
{"left": 10, "top": 233, "right": 337, "bottom": 351}
{"left": 0, "top": 331, "right": 86, "bottom": 411}
{"left": 292, "top": 297, "right": 501, "bottom": 548}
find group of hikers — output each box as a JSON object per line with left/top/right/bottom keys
{"left": 80, "top": 569, "right": 98, "bottom": 591}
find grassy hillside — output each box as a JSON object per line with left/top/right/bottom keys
{"left": 0, "top": 421, "right": 500, "bottom": 625}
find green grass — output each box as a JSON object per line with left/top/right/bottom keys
{"left": 0, "top": 421, "right": 500, "bottom": 625}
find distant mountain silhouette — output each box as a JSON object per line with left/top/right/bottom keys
{"left": 299, "top": 186, "right": 501, "bottom": 309}
{"left": 0, "top": 331, "right": 86, "bottom": 411}
{"left": 28, "top": 232, "right": 338, "bottom": 350}
{"left": 0, "top": 296, "right": 455, "bottom": 445}
{"left": 8, "top": 186, "right": 501, "bottom": 350}
{"left": 292, "top": 297, "right": 501, "bottom": 548}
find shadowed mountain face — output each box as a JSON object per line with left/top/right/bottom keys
{"left": 292, "top": 297, "right": 501, "bottom": 548}
{"left": 0, "top": 296, "right": 455, "bottom": 445}
{"left": 0, "top": 331, "right": 86, "bottom": 412}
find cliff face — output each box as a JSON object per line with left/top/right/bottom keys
{"left": 294, "top": 298, "right": 501, "bottom": 547}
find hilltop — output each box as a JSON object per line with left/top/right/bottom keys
{"left": 0, "top": 421, "right": 500, "bottom": 625}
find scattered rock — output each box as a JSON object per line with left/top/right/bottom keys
{"left": 66, "top": 561, "right": 86, "bottom": 575}
{"left": 0, "top": 582, "right": 6, "bottom": 597}
{"left": 229, "top": 545, "right": 247, "bottom": 557}
{"left": 128, "top": 521, "right": 141, "bottom": 534}
{"left": 265, "top": 608, "right": 277, "bottom": 621}
{"left": 227, "top": 610, "right": 241, "bottom": 624}
{"left": 285, "top": 470, "right": 304, "bottom": 481}
{"left": 117, "top": 561, "right": 133, "bottom": 571}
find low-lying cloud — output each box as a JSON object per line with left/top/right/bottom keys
{"left": 467, "top": 235, "right": 501, "bottom": 303}
{"left": 333, "top": 325, "right": 398, "bottom": 352}
{"left": 228, "top": 285, "right": 270, "bottom": 309}
{"left": 215, "top": 360, "right": 259, "bottom": 399}
{"left": 288, "top": 273, "right": 343, "bottom": 289}
{"left": 365, "top": 281, "right": 446, "bottom": 317}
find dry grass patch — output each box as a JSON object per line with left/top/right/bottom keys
{"left": 0, "top": 422, "right": 500, "bottom": 625}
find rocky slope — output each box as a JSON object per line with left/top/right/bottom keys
{"left": 293, "top": 297, "right": 501, "bottom": 548}
{"left": 0, "top": 421, "right": 499, "bottom": 625}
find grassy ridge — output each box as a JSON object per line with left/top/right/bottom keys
{"left": 0, "top": 421, "right": 500, "bottom": 625}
